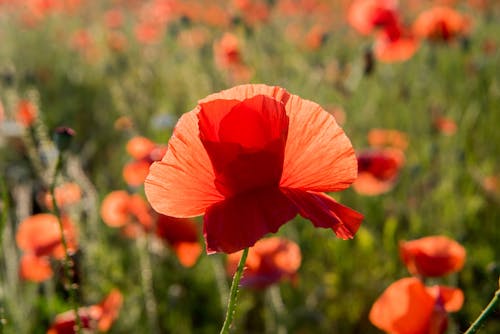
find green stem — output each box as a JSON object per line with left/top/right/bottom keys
{"left": 50, "top": 153, "right": 82, "bottom": 333}
{"left": 464, "top": 284, "right": 500, "bottom": 334}
{"left": 220, "top": 247, "right": 249, "bottom": 334}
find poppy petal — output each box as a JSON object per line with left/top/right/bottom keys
{"left": 199, "top": 94, "right": 288, "bottom": 196}
{"left": 369, "top": 277, "right": 435, "bottom": 334}
{"left": 145, "top": 111, "right": 225, "bottom": 217}
{"left": 203, "top": 188, "right": 297, "bottom": 254}
{"left": 427, "top": 285, "right": 464, "bottom": 312}
{"left": 282, "top": 189, "right": 363, "bottom": 239}
{"left": 280, "top": 95, "right": 357, "bottom": 192}
{"left": 19, "top": 254, "right": 53, "bottom": 282}
{"left": 173, "top": 242, "right": 203, "bottom": 267}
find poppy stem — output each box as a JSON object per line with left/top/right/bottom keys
{"left": 464, "top": 283, "right": 500, "bottom": 334}
{"left": 220, "top": 247, "right": 249, "bottom": 334}
{"left": 50, "top": 152, "right": 82, "bottom": 334}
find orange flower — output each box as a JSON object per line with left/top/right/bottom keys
{"left": 433, "top": 116, "right": 457, "bottom": 136}
{"left": 369, "top": 277, "right": 463, "bottom": 334}
{"left": 145, "top": 84, "right": 363, "bottom": 254}
{"left": 226, "top": 237, "right": 301, "bottom": 288}
{"left": 100, "top": 191, "right": 153, "bottom": 235}
{"left": 368, "top": 128, "right": 408, "bottom": 150}
{"left": 15, "top": 99, "right": 38, "bottom": 127}
{"left": 16, "top": 214, "right": 78, "bottom": 282}
{"left": 47, "top": 289, "right": 123, "bottom": 333}
{"left": 353, "top": 148, "right": 404, "bottom": 195}
{"left": 42, "top": 182, "right": 82, "bottom": 210}
{"left": 412, "top": 6, "right": 470, "bottom": 42}
{"left": 155, "top": 215, "right": 202, "bottom": 267}
{"left": 399, "top": 236, "right": 466, "bottom": 277}
{"left": 126, "top": 136, "right": 156, "bottom": 160}
{"left": 104, "top": 8, "right": 124, "bottom": 29}
{"left": 373, "top": 24, "right": 420, "bottom": 63}
{"left": 213, "top": 33, "right": 243, "bottom": 69}
{"left": 347, "top": 0, "right": 400, "bottom": 36}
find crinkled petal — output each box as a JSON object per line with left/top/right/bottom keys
{"left": 282, "top": 189, "right": 363, "bottom": 239}
{"left": 280, "top": 95, "right": 357, "bottom": 192}
{"left": 203, "top": 188, "right": 297, "bottom": 254}
{"left": 145, "top": 111, "right": 224, "bottom": 217}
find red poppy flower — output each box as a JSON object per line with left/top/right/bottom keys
{"left": 373, "top": 24, "right": 420, "bottom": 63}
{"left": 399, "top": 236, "right": 466, "bottom": 277}
{"left": 15, "top": 99, "right": 37, "bottom": 127}
{"left": 100, "top": 191, "right": 153, "bottom": 235}
{"left": 226, "top": 237, "right": 301, "bottom": 288}
{"left": 368, "top": 129, "right": 408, "bottom": 151}
{"left": 369, "top": 277, "right": 463, "bottom": 334}
{"left": 353, "top": 148, "right": 404, "bottom": 196}
{"left": 145, "top": 84, "right": 363, "bottom": 254}
{"left": 433, "top": 116, "right": 457, "bottom": 136}
{"left": 155, "top": 215, "right": 202, "bottom": 267}
{"left": 412, "top": 6, "right": 470, "bottom": 42}
{"left": 213, "top": 33, "right": 243, "bottom": 69}
{"left": 122, "top": 137, "right": 167, "bottom": 187}
{"left": 16, "top": 213, "right": 78, "bottom": 282}
{"left": 47, "top": 289, "right": 123, "bottom": 334}
{"left": 347, "top": 0, "right": 400, "bottom": 36}
{"left": 42, "top": 182, "right": 82, "bottom": 210}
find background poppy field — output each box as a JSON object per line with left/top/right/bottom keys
{"left": 0, "top": 0, "right": 499, "bottom": 333}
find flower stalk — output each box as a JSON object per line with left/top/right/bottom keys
{"left": 464, "top": 281, "right": 500, "bottom": 334}
{"left": 50, "top": 147, "right": 82, "bottom": 334}
{"left": 220, "top": 247, "right": 249, "bottom": 334}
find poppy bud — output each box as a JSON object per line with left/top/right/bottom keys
{"left": 54, "top": 127, "right": 76, "bottom": 152}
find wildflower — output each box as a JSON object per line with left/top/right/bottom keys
{"left": 15, "top": 99, "right": 38, "bottom": 127}
{"left": 155, "top": 215, "right": 202, "bottom": 267}
{"left": 122, "top": 136, "right": 167, "bottom": 187}
{"left": 213, "top": 33, "right": 243, "bottom": 70}
{"left": 226, "top": 237, "right": 301, "bottom": 288}
{"left": 373, "top": 24, "right": 419, "bottom": 63}
{"left": 145, "top": 84, "right": 362, "bottom": 254}
{"left": 347, "top": 0, "right": 400, "bottom": 36}
{"left": 47, "top": 289, "right": 123, "bottom": 333}
{"left": 100, "top": 191, "right": 153, "bottom": 236}
{"left": 412, "top": 6, "right": 470, "bottom": 42}
{"left": 433, "top": 116, "right": 457, "bottom": 136}
{"left": 369, "top": 277, "right": 463, "bottom": 334}
{"left": 42, "top": 182, "right": 82, "bottom": 210}
{"left": 16, "top": 213, "right": 78, "bottom": 282}
{"left": 399, "top": 236, "right": 466, "bottom": 277}
{"left": 368, "top": 129, "right": 408, "bottom": 151}
{"left": 353, "top": 148, "right": 404, "bottom": 195}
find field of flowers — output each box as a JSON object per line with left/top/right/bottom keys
{"left": 0, "top": 0, "right": 499, "bottom": 333}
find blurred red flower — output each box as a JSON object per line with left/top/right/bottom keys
{"left": 369, "top": 277, "right": 463, "bottom": 334}
{"left": 433, "top": 116, "right": 457, "bottom": 136}
{"left": 213, "top": 33, "right": 243, "bottom": 69}
{"left": 155, "top": 215, "right": 202, "bottom": 267}
{"left": 373, "top": 27, "right": 419, "bottom": 63}
{"left": 15, "top": 99, "right": 38, "bottom": 127}
{"left": 226, "top": 237, "right": 301, "bottom": 289}
{"left": 42, "top": 182, "right": 82, "bottom": 210}
{"left": 47, "top": 289, "right": 123, "bottom": 333}
{"left": 347, "top": 0, "right": 400, "bottom": 36}
{"left": 100, "top": 190, "right": 153, "bottom": 236}
{"left": 399, "top": 236, "right": 466, "bottom": 277}
{"left": 16, "top": 213, "right": 78, "bottom": 282}
{"left": 353, "top": 148, "right": 404, "bottom": 195}
{"left": 368, "top": 128, "right": 408, "bottom": 150}
{"left": 145, "top": 84, "right": 362, "bottom": 254}
{"left": 412, "top": 6, "right": 470, "bottom": 42}
{"left": 122, "top": 136, "right": 167, "bottom": 187}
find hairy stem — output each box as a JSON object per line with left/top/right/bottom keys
{"left": 465, "top": 283, "right": 500, "bottom": 334}
{"left": 220, "top": 247, "right": 249, "bottom": 334}
{"left": 50, "top": 153, "right": 82, "bottom": 333}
